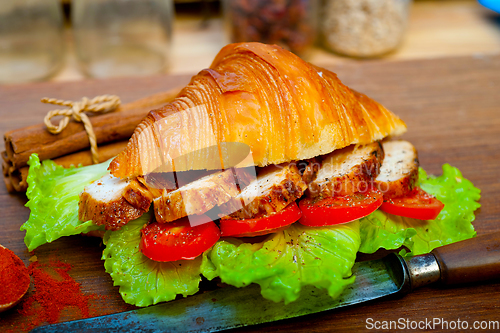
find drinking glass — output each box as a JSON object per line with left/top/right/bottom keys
{"left": 72, "top": 0, "right": 174, "bottom": 78}
{"left": 0, "top": 0, "right": 64, "bottom": 84}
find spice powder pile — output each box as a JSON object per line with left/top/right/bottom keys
{"left": 13, "top": 255, "right": 105, "bottom": 332}
{"left": 0, "top": 246, "right": 30, "bottom": 307}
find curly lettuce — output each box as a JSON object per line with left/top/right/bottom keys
{"left": 20, "top": 154, "right": 481, "bottom": 307}
{"left": 359, "top": 164, "right": 481, "bottom": 255}
{"left": 21, "top": 154, "right": 109, "bottom": 251}
{"left": 201, "top": 221, "right": 360, "bottom": 304}
{"left": 102, "top": 213, "right": 203, "bottom": 307}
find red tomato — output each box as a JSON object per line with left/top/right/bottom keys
{"left": 219, "top": 202, "right": 302, "bottom": 237}
{"left": 380, "top": 187, "right": 444, "bottom": 220}
{"left": 140, "top": 216, "right": 220, "bottom": 262}
{"left": 298, "top": 189, "right": 383, "bottom": 227}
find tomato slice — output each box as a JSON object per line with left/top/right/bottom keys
{"left": 298, "top": 189, "right": 383, "bottom": 227}
{"left": 140, "top": 216, "right": 220, "bottom": 262}
{"left": 380, "top": 187, "right": 444, "bottom": 220}
{"left": 219, "top": 202, "right": 302, "bottom": 237}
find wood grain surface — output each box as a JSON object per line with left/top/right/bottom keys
{"left": 1, "top": 55, "right": 499, "bottom": 332}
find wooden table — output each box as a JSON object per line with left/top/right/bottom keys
{"left": 1, "top": 53, "right": 499, "bottom": 332}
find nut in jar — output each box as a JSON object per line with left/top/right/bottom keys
{"left": 223, "top": 0, "right": 318, "bottom": 58}
{"left": 322, "top": 0, "right": 412, "bottom": 58}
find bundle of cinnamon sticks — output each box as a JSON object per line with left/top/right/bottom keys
{"left": 2, "top": 87, "right": 181, "bottom": 192}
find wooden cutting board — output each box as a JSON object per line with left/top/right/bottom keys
{"left": 1, "top": 54, "right": 499, "bottom": 332}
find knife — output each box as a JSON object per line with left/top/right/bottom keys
{"left": 30, "top": 232, "right": 500, "bottom": 333}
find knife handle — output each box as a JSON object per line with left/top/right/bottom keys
{"left": 431, "top": 232, "right": 500, "bottom": 285}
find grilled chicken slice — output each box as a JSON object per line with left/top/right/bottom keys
{"left": 220, "top": 163, "right": 307, "bottom": 220}
{"left": 374, "top": 140, "right": 419, "bottom": 198}
{"left": 136, "top": 176, "right": 165, "bottom": 199}
{"left": 79, "top": 174, "right": 154, "bottom": 231}
{"left": 297, "top": 158, "right": 320, "bottom": 184}
{"left": 154, "top": 168, "right": 247, "bottom": 223}
{"left": 307, "top": 142, "right": 384, "bottom": 199}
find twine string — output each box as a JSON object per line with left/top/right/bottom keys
{"left": 42, "top": 95, "right": 121, "bottom": 164}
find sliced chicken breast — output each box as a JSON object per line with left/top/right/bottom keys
{"left": 298, "top": 158, "right": 320, "bottom": 184}
{"left": 154, "top": 168, "right": 247, "bottom": 223}
{"left": 220, "top": 163, "right": 307, "bottom": 220}
{"left": 307, "top": 142, "right": 384, "bottom": 199}
{"left": 374, "top": 140, "right": 419, "bottom": 198}
{"left": 79, "top": 174, "right": 154, "bottom": 230}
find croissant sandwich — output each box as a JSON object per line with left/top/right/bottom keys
{"left": 21, "top": 43, "right": 481, "bottom": 307}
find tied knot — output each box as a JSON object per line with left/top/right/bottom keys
{"left": 42, "top": 95, "right": 121, "bottom": 164}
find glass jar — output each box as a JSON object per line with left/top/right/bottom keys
{"left": 223, "top": 0, "right": 318, "bottom": 59}
{"left": 0, "top": 0, "right": 64, "bottom": 84}
{"left": 322, "top": 0, "right": 412, "bottom": 58}
{"left": 72, "top": 0, "right": 173, "bottom": 78}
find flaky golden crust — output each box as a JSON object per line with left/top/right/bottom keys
{"left": 109, "top": 43, "right": 406, "bottom": 178}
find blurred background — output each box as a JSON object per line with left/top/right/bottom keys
{"left": 0, "top": 0, "right": 499, "bottom": 85}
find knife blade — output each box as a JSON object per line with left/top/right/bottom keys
{"left": 30, "top": 232, "right": 500, "bottom": 333}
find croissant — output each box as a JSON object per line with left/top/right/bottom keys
{"left": 109, "top": 42, "right": 406, "bottom": 178}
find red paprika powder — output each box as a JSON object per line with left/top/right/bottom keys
{"left": 17, "top": 255, "right": 105, "bottom": 331}
{"left": 0, "top": 246, "right": 30, "bottom": 307}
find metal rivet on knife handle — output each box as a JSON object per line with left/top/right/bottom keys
{"left": 403, "top": 253, "right": 441, "bottom": 290}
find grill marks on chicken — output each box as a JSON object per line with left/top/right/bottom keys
{"left": 307, "top": 142, "right": 384, "bottom": 199}
{"left": 299, "top": 158, "right": 320, "bottom": 185}
{"left": 220, "top": 163, "right": 307, "bottom": 220}
{"left": 154, "top": 169, "right": 246, "bottom": 223}
{"left": 374, "top": 140, "right": 419, "bottom": 198}
{"left": 78, "top": 167, "right": 255, "bottom": 229}
{"left": 78, "top": 174, "right": 153, "bottom": 231}
{"left": 78, "top": 140, "right": 419, "bottom": 228}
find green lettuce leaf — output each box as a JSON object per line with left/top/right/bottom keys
{"left": 359, "top": 164, "right": 481, "bottom": 255}
{"left": 21, "top": 154, "right": 109, "bottom": 251}
{"left": 201, "top": 221, "right": 360, "bottom": 304}
{"left": 102, "top": 212, "right": 203, "bottom": 307}
{"left": 20, "top": 155, "right": 481, "bottom": 308}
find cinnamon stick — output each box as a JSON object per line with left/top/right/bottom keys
{"left": 3, "top": 175, "right": 14, "bottom": 193}
{"left": 6, "top": 140, "right": 129, "bottom": 192}
{"left": 2, "top": 151, "right": 9, "bottom": 177}
{"left": 4, "top": 87, "right": 181, "bottom": 170}
{"left": 2, "top": 86, "right": 182, "bottom": 192}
